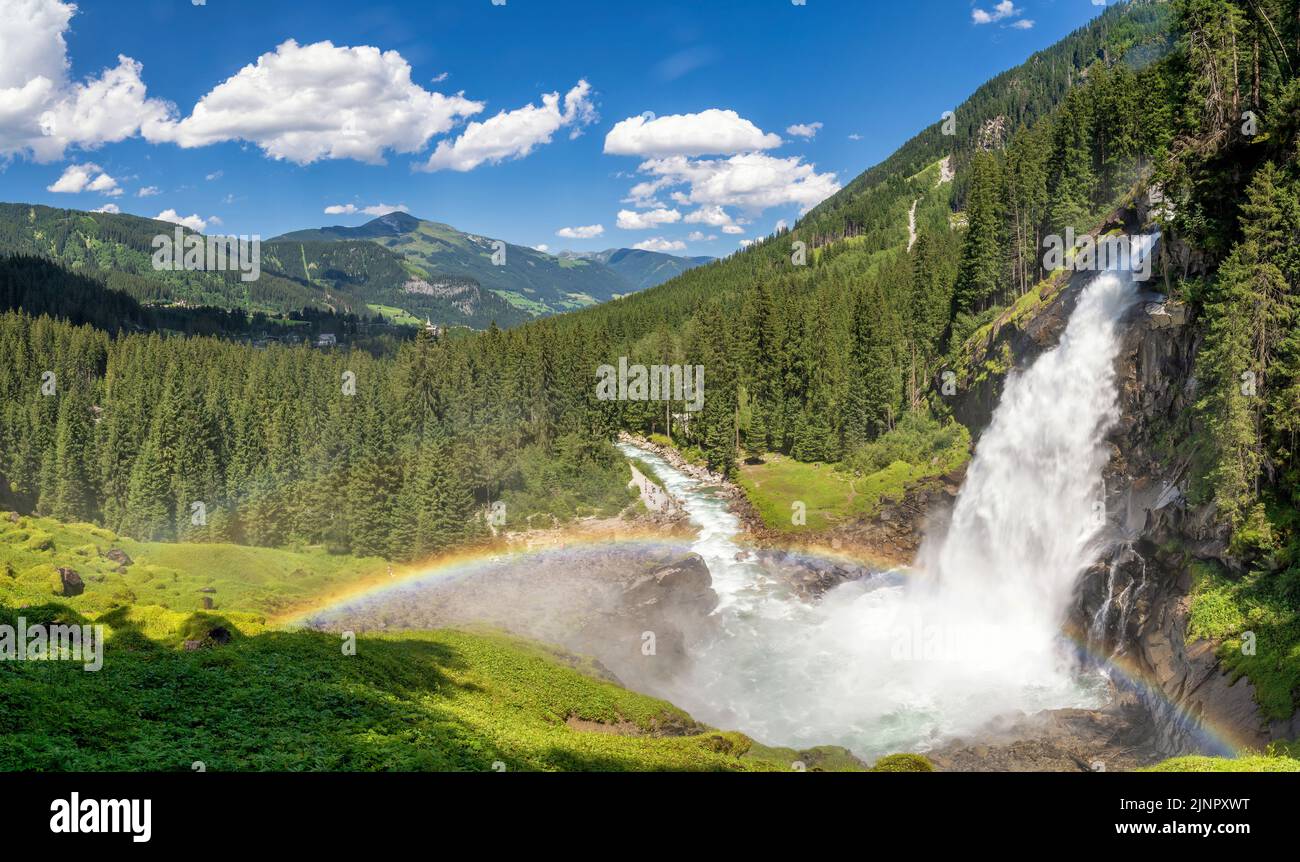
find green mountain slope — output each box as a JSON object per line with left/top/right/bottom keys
{"left": 559, "top": 248, "right": 715, "bottom": 292}
{"left": 273, "top": 212, "right": 633, "bottom": 315}
{"left": 260, "top": 238, "right": 528, "bottom": 329}
{"left": 0, "top": 203, "right": 353, "bottom": 315}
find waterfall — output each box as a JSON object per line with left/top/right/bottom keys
{"left": 619, "top": 235, "right": 1156, "bottom": 758}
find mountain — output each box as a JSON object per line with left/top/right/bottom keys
{"left": 0, "top": 204, "right": 530, "bottom": 330}
{"left": 259, "top": 238, "right": 528, "bottom": 329}
{"left": 0, "top": 203, "right": 349, "bottom": 315}
{"left": 557, "top": 248, "right": 715, "bottom": 292}
{"left": 272, "top": 212, "right": 632, "bottom": 315}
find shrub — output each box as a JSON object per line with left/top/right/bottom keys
{"left": 872, "top": 753, "right": 935, "bottom": 772}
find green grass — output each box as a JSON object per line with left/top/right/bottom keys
{"left": 0, "top": 513, "right": 388, "bottom": 619}
{"left": 1141, "top": 754, "right": 1300, "bottom": 772}
{"left": 738, "top": 455, "right": 859, "bottom": 532}
{"left": 0, "top": 507, "right": 910, "bottom": 771}
{"left": 1187, "top": 560, "right": 1300, "bottom": 720}
{"left": 366, "top": 303, "right": 423, "bottom": 326}
{"left": 738, "top": 416, "right": 969, "bottom": 534}
{"left": 0, "top": 611, "right": 804, "bottom": 771}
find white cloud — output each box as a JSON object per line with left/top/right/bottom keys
{"left": 683, "top": 205, "right": 734, "bottom": 227}
{"left": 431, "top": 72, "right": 449, "bottom": 83}
{"left": 617, "top": 207, "right": 682, "bottom": 230}
{"left": 739, "top": 239, "right": 756, "bottom": 248}
{"left": 136, "top": 185, "right": 160, "bottom": 197}
{"left": 722, "top": 224, "right": 745, "bottom": 235}
{"left": 633, "top": 153, "right": 839, "bottom": 216}
{"left": 605, "top": 109, "right": 781, "bottom": 158}
{"left": 0, "top": 0, "right": 174, "bottom": 162}
{"left": 421, "top": 79, "right": 595, "bottom": 172}
{"left": 150, "top": 39, "right": 484, "bottom": 164}
{"left": 532, "top": 243, "right": 550, "bottom": 253}
{"left": 1009, "top": 19, "right": 1034, "bottom": 29}
{"left": 622, "top": 176, "right": 671, "bottom": 208}
{"left": 205, "top": 170, "right": 223, "bottom": 181}
{"left": 848, "top": 133, "right": 863, "bottom": 141}
{"left": 154, "top": 208, "right": 211, "bottom": 232}
{"left": 323, "top": 202, "right": 410, "bottom": 216}
{"left": 786, "top": 122, "right": 823, "bottom": 139}
{"left": 91, "top": 203, "right": 119, "bottom": 213}
{"left": 556, "top": 223, "right": 604, "bottom": 239}
{"left": 972, "top": 1, "right": 1018, "bottom": 24}
{"left": 686, "top": 231, "right": 716, "bottom": 242}
{"left": 633, "top": 237, "right": 686, "bottom": 252}
{"left": 46, "top": 162, "right": 121, "bottom": 195}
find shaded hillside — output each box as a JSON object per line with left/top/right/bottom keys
{"left": 0, "top": 203, "right": 351, "bottom": 315}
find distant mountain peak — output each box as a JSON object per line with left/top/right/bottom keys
{"left": 368, "top": 211, "right": 422, "bottom": 235}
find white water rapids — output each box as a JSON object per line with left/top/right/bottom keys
{"left": 617, "top": 236, "right": 1155, "bottom": 758}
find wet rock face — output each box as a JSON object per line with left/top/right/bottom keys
{"left": 1080, "top": 283, "right": 1287, "bottom": 753}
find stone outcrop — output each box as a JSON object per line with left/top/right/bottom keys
{"left": 56, "top": 566, "right": 84, "bottom": 597}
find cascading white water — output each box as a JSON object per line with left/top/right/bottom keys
{"left": 620, "top": 236, "right": 1155, "bottom": 758}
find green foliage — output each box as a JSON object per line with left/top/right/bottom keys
{"left": 1187, "top": 559, "right": 1300, "bottom": 719}
{"left": 0, "top": 610, "right": 799, "bottom": 771}
{"left": 871, "top": 753, "right": 935, "bottom": 772}
{"left": 1142, "top": 754, "right": 1300, "bottom": 772}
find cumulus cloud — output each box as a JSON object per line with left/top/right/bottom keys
{"left": 605, "top": 109, "right": 781, "bottom": 158}
{"left": 0, "top": 0, "right": 174, "bottom": 162}
{"left": 420, "top": 80, "right": 596, "bottom": 172}
{"left": 972, "top": 1, "right": 1018, "bottom": 24}
{"left": 786, "top": 122, "right": 823, "bottom": 139}
{"left": 91, "top": 203, "right": 119, "bottom": 213}
{"left": 686, "top": 231, "right": 716, "bottom": 242}
{"left": 136, "top": 185, "right": 160, "bottom": 197}
{"left": 633, "top": 153, "right": 839, "bottom": 216}
{"left": 323, "top": 202, "right": 410, "bottom": 216}
{"left": 154, "top": 208, "right": 211, "bottom": 232}
{"left": 722, "top": 224, "right": 745, "bottom": 235}
{"left": 150, "top": 39, "right": 484, "bottom": 164}
{"left": 683, "top": 205, "right": 734, "bottom": 228}
{"left": 616, "top": 207, "right": 681, "bottom": 230}
{"left": 633, "top": 237, "right": 686, "bottom": 252}
{"left": 46, "top": 162, "right": 121, "bottom": 195}
{"left": 1010, "top": 19, "right": 1034, "bottom": 29}
{"left": 556, "top": 224, "right": 604, "bottom": 239}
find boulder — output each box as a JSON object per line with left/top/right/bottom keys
{"left": 104, "top": 548, "right": 133, "bottom": 567}
{"left": 57, "top": 566, "right": 84, "bottom": 597}
{"left": 624, "top": 554, "right": 718, "bottom": 615}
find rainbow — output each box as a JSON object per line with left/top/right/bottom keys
{"left": 277, "top": 532, "right": 1250, "bottom": 758}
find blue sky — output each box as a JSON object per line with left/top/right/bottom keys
{"left": 1, "top": 0, "right": 1120, "bottom": 255}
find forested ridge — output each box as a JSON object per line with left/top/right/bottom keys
{"left": 0, "top": 0, "right": 1296, "bottom": 585}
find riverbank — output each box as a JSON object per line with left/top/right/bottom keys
{"left": 619, "top": 432, "right": 926, "bottom": 570}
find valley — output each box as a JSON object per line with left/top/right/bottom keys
{"left": 2, "top": 0, "right": 1299, "bottom": 786}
